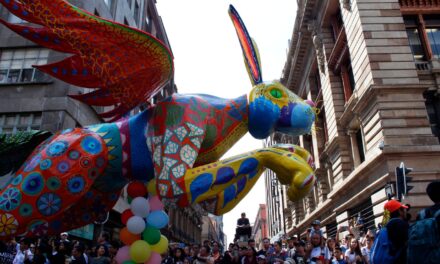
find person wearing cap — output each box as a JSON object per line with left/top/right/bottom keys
{"left": 308, "top": 220, "right": 323, "bottom": 241}
{"left": 378, "top": 199, "right": 409, "bottom": 264}
{"left": 256, "top": 254, "right": 267, "bottom": 264}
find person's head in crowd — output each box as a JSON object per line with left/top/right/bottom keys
{"left": 109, "top": 240, "right": 120, "bottom": 257}
{"left": 334, "top": 246, "right": 343, "bottom": 260}
{"left": 30, "top": 243, "right": 36, "bottom": 254}
{"left": 287, "top": 236, "right": 296, "bottom": 249}
{"left": 344, "top": 234, "right": 354, "bottom": 245}
{"left": 248, "top": 238, "right": 256, "bottom": 249}
{"left": 349, "top": 239, "right": 362, "bottom": 256}
{"left": 384, "top": 199, "right": 408, "bottom": 219}
{"left": 184, "top": 245, "right": 190, "bottom": 256}
{"left": 183, "top": 257, "right": 191, "bottom": 264}
{"left": 311, "top": 220, "right": 321, "bottom": 231}
{"left": 242, "top": 246, "right": 254, "bottom": 258}
{"left": 427, "top": 181, "right": 440, "bottom": 204}
{"left": 212, "top": 242, "right": 220, "bottom": 253}
{"left": 311, "top": 233, "right": 322, "bottom": 247}
{"left": 326, "top": 237, "right": 336, "bottom": 250}
{"left": 199, "top": 245, "right": 210, "bottom": 257}
{"left": 294, "top": 241, "right": 306, "bottom": 256}
{"left": 203, "top": 240, "right": 210, "bottom": 247}
{"left": 19, "top": 238, "right": 31, "bottom": 252}
{"left": 72, "top": 244, "right": 85, "bottom": 259}
{"left": 274, "top": 241, "right": 282, "bottom": 253}
{"left": 366, "top": 235, "right": 374, "bottom": 248}
{"left": 60, "top": 232, "right": 69, "bottom": 241}
{"left": 174, "top": 247, "right": 185, "bottom": 260}
{"left": 262, "top": 237, "right": 270, "bottom": 250}
{"left": 96, "top": 245, "right": 109, "bottom": 257}
{"left": 191, "top": 244, "right": 199, "bottom": 257}
{"left": 98, "top": 231, "right": 110, "bottom": 244}
{"left": 232, "top": 244, "right": 239, "bottom": 256}
{"left": 228, "top": 243, "right": 234, "bottom": 252}
{"left": 257, "top": 254, "right": 266, "bottom": 264}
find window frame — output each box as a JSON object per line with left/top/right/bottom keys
{"left": 0, "top": 48, "right": 50, "bottom": 84}
{"left": 0, "top": 112, "right": 42, "bottom": 134}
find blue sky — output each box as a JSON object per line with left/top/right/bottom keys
{"left": 157, "top": 0, "right": 297, "bottom": 244}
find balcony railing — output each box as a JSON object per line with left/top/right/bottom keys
{"left": 399, "top": 0, "right": 440, "bottom": 8}
{"left": 415, "top": 61, "right": 432, "bottom": 71}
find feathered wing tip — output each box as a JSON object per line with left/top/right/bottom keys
{"left": 0, "top": 0, "right": 174, "bottom": 119}
{"left": 228, "top": 5, "right": 263, "bottom": 86}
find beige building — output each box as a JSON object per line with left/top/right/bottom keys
{"left": 266, "top": 0, "right": 440, "bottom": 239}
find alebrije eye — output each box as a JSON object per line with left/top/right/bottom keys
{"left": 270, "top": 89, "right": 283, "bottom": 99}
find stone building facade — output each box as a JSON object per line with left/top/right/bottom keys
{"left": 252, "top": 204, "right": 268, "bottom": 250}
{"left": 266, "top": 0, "right": 440, "bottom": 238}
{"left": 0, "top": 0, "right": 203, "bottom": 243}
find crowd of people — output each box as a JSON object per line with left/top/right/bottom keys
{"left": 1, "top": 181, "right": 438, "bottom": 264}
{"left": 0, "top": 231, "right": 120, "bottom": 264}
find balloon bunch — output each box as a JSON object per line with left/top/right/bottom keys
{"left": 114, "top": 181, "right": 170, "bottom": 264}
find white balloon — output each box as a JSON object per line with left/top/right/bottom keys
{"left": 130, "top": 197, "right": 150, "bottom": 217}
{"left": 126, "top": 216, "right": 146, "bottom": 234}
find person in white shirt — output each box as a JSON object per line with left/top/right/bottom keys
{"left": 344, "top": 240, "right": 362, "bottom": 264}
{"left": 361, "top": 235, "right": 374, "bottom": 264}
{"left": 13, "top": 239, "right": 32, "bottom": 264}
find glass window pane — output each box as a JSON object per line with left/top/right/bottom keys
{"left": 1, "top": 51, "right": 13, "bottom": 60}
{"left": 7, "top": 70, "right": 20, "bottom": 83}
{"left": 24, "top": 49, "right": 38, "bottom": 59}
{"left": 23, "top": 58, "right": 37, "bottom": 68}
{"left": 10, "top": 59, "right": 23, "bottom": 69}
{"left": 33, "top": 70, "right": 48, "bottom": 82}
{"left": 406, "top": 28, "right": 425, "bottom": 60}
{"left": 0, "top": 60, "right": 10, "bottom": 68}
{"left": 5, "top": 115, "right": 16, "bottom": 126}
{"left": 0, "top": 70, "right": 7, "bottom": 83}
{"left": 13, "top": 50, "right": 25, "bottom": 59}
{"left": 38, "top": 49, "right": 50, "bottom": 59}
{"left": 37, "top": 58, "right": 47, "bottom": 65}
{"left": 427, "top": 28, "right": 440, "bottom": 59}
{"left": 20, "top": 69, "right": 34, "bottom": 82}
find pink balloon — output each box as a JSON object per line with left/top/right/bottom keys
{"left": 149, "top": 195, "right": 164, "bottom": 211}
{"left": 145, "top": 252, "right": 162, "bottom": 264}
{"left": 115, "top": 246, "right": 131, "bottom": 264}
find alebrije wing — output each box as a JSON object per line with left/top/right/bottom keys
{"left": 0, "top": 0, "right": 174, "bottom": 121}
{"left": 228, "top": 5, "right": 262, "bottom": 86}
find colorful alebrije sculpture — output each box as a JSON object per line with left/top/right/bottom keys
{"left": 0, "top": 0, "right": 316, "bottom": 243}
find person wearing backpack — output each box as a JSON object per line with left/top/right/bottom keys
{"left": 370, "top": 199, "right": 409, "bottom": 264}
{"left": 407, "top": 181, "right": 440, "bottom": 264}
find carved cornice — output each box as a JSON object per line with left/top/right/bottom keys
{"left": 308, "top": 20, "right": 326, "bottom": 74}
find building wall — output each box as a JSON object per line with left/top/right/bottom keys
{"left": 273, "top": 0, "right": 440, "bottom": 238}
{"left": 252, "top": 204, "right": 268, "bottom": 250}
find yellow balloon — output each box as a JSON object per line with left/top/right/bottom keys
{"left": 150, "top": 235, "right": 168, "bottom": 254}
{"left": 147, "top": 180, "right": 157, "bottom": 195}
{"left": 129, "top": 240, "right": 151, "bottom": 263}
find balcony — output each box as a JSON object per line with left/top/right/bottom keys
{"left": 415, "top": 61, "right": 432, "bottom": 71}
{"left": 328, "top": 26, "right": 349, "bottom": 73}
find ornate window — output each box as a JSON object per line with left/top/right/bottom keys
{"left": 0, "top": 49, "right": 49, "bottom": 84}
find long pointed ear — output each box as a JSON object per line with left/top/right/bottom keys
{"left": 229, "top": 5, "right": 263, "bottom": 86}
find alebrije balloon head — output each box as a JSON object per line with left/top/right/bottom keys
{"left": 229, "top": 5, "right": 316, "bottom": 139}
